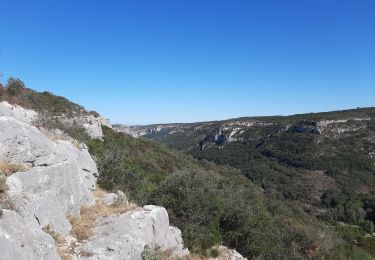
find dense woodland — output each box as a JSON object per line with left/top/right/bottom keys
{"left": 1, "top": 78, "right": 375, "bottom": 259}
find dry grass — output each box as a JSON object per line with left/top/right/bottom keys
{"left": 79, "top": 250, "right": 94, "bottom": 257}
{"left": 69, "top": 188, "right": 137, "bottom": 241}
{"left": 0, "top": 162, "right": 27, "bottom": 197}
{"left": 0, "top": 176, "right": 7, "bottom": 193}
{"left": 42, "top": 225, "right": 72, "bottom": 260}
{"left": 0, "top": 161, "right": 27, "bottom": 176}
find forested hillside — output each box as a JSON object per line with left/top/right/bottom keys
{"left": 119, "top": 106, "right": 375, "bottom": 258}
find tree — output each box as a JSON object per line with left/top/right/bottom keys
{"left": 6, "top": 77, "right": 25, "bottom": 95}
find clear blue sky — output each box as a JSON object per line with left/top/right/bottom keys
{"left": 0, "top": 0, "right": 374, "bottom": 125}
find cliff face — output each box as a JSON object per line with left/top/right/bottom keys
{"left": 0, "top": 103, "right": 189, "bottom": 260}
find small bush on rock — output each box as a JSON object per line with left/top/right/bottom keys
{"left": 141, "top": 245, "right": 163, "bottom": 260}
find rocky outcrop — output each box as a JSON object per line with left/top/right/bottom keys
{"left": 0, "top": 112, "right": 188, "bottom": 260}
{"left": 0, "top": 209, "right": 60, "bottom": 260}
{"left": 73, "top": 205, "right": 189, "bottom": 260}
{"left": 112, "top": 124, "right": 139, "bottom": 137}
{"left": 58, "top": 114, "right": 112, "bottom": 139}
{"left": 0, "top": 101, "right": 38, "bottom": 124}
{"left": 0, "top": 101, "right": 111, "bottom": 139}
{"left": 0, "top": 116, "right": 97, "bottom": 235}
{"left": 101, "top": 190, "right": 128, "bottom": 206}
{"left": 114, "top": 123, "right": 188, "bottom": 138}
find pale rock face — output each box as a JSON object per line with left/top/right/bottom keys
{"left": 0, "top": 209, "right": 60, "bottom": 260}
{"left": 101, "top": 193, "right": 118, "bottom": 206}
{"left": 101, "top": 190, "right": 128, "bottom": 206}
{"left": 0, "top": 101, "right": 38, "bottom": 124}
{"left": 58, "top": 115, "right": 112, "bottom": 139}
{"left": 113, "top": 124, "right": 139, "bottom": 137}
{"left": 215, "top": 246, "right": 247, "bottom": 260}
{"left": 73, "top": 205, "right": 189, "bottom": 260}
{"left": 114, "top": 124, "right": 179, "bottom": 138}
{"left": 0, "top": 101, "right": 112, "bottom": 139}
{"left": 0, "top": 114, "right": 188, "bottom": 260}
{"left": 0, "top": 116, "right": 98, "bottom": 235}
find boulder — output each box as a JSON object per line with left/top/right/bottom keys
{"left": 101, "top": 193, "right": 117, "bottom": 206}
{"left": 101, "top": 190, "right": 128, "bottom": 206}
{"left": 73, "top": 205, "right": 189, "bottom": 260}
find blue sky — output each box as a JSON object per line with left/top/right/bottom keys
{"left": 0, "top": 0, "right": 374, "bottom": 125}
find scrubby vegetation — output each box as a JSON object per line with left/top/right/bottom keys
{"left": 87, "top": 127, "right": 373, "bottom": 258}
{"left": 0, "top": 78, "right": 98, "bottom": 117}
{"left": 134, "top": 108, "right": 375, "bottom": 258}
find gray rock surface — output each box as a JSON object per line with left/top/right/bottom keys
{"left": 73, "top": 205, "right": 189, "bottom": 260}
{"left": 0, "top": 116, "right": 97, "bottom": 234}
{"left": 101, "top": 193, "right": 118, "bottom": 206}
{"left": 0, "top": 113, "right": 189, "bottom": 260}
{"left": 0, "top": 209, "right": 60, "bottom": 260}
{"left": 59, "top": 114, "right": 112, "bottom": 139}
{"left": 0, "top": 101, "right": 111, "bottom": 139}
{"left": 215, "top": 246, "right": 247, "bottom": 260}
{"left": 0, "top": 101, "right": 38, "bottom": 124}
{"left": 101, "top": 190, "right": 128, "bottom": 206}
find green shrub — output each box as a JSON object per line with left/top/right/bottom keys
{"left": 0, "top": 77, "right": 97, "bottom": 117}
{"left": 141, "top": 245, "right": 162, "bottom": 260}
{"left": 149, "top": 170, "right": 224, "bottom": 250}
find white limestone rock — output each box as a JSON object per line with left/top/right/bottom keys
{"left": 0, "top": 116, "right": 98, "bottom": 234}
{"left": 74, "top": 205, "right": 189, "bottom": 260}
{"left": 215, "top": 245, "right": 247, "bottom": 260}
{"left": 0, "top": 114, "right": 188, "bottom": 260}
{"left": 59, "top": 115, "right": 112, "bottom": 139}
{"left": 101, "top": 190, "right": 128, "bottom": 206}
{"left": 101, "top": 193, "right": 118, "bottom": 206}
{"left": 0, "top": 209, "right": 60, "bottom": 260}
{"left": 0, "top": 101, "right": 38, "bottom": 124}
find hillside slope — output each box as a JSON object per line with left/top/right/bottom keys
{"left": 119, "top": 108, "right": 375, "bottom": 212}
{"left": 117, "top": 108, "right": 375, "bottom": 257}
{"left": 1, "top": 78, "right": 374, "bottom": 259}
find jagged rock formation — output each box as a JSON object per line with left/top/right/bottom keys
{"left": 0, "top": 104, "right": 189, "bottom": 260}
